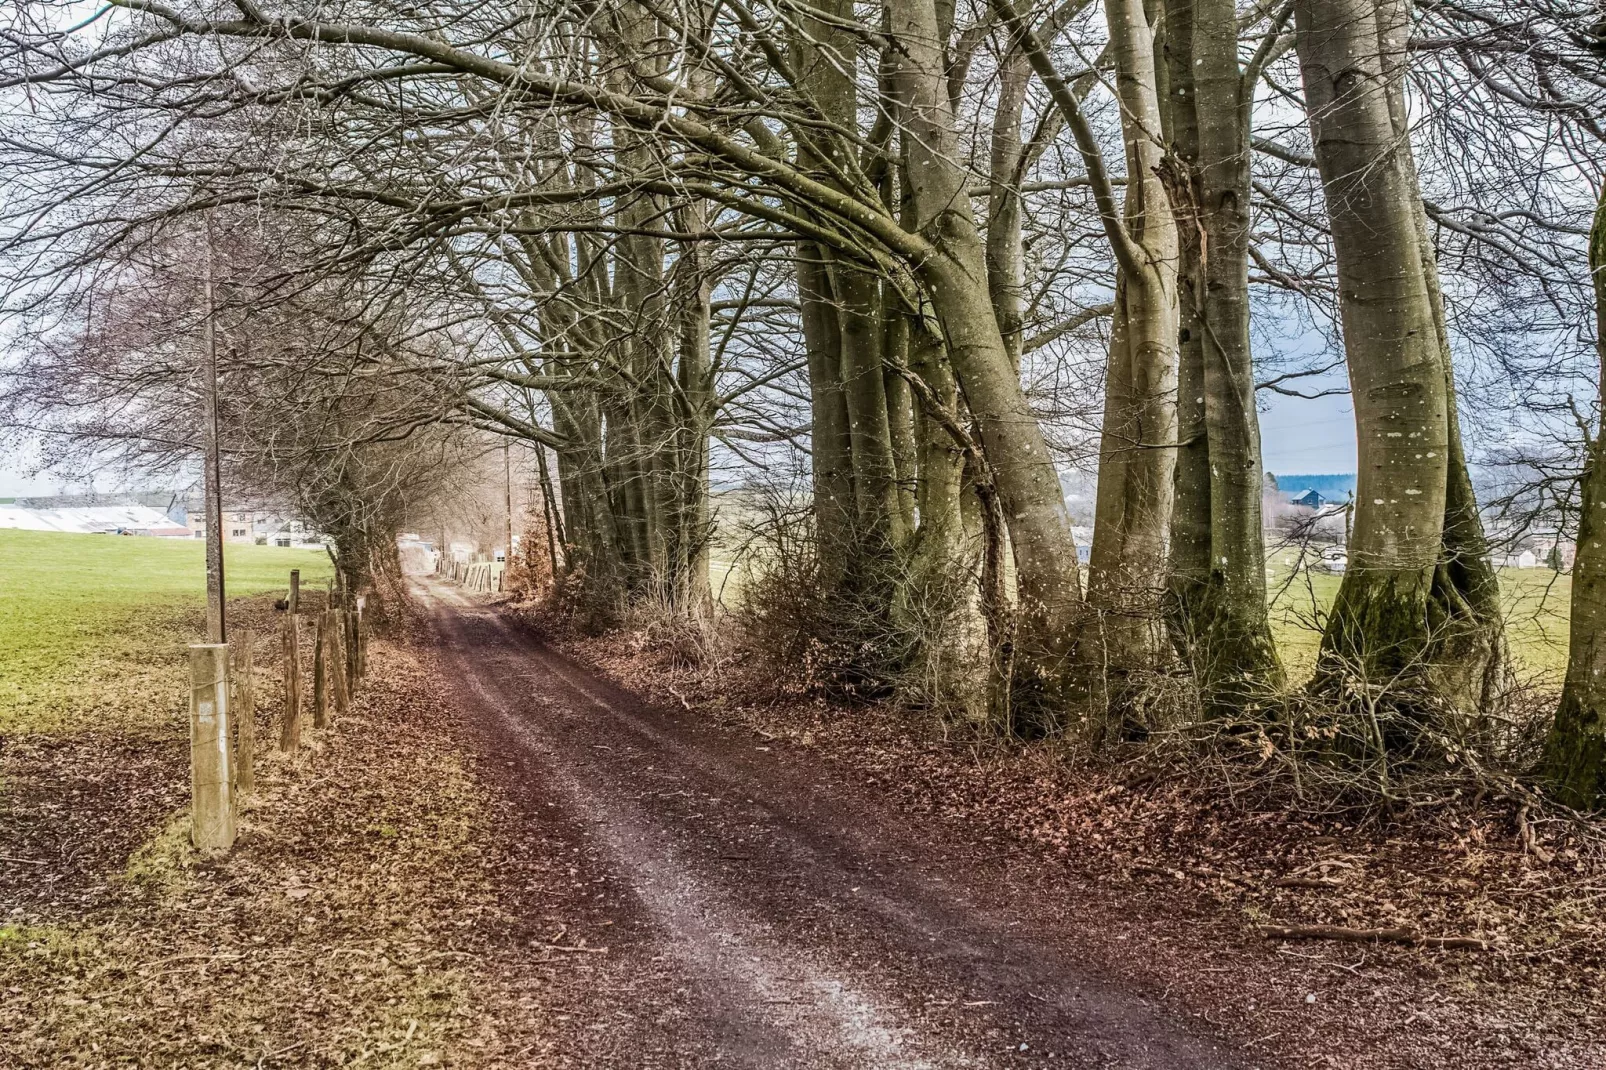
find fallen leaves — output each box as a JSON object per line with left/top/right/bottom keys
{"left": 0, "top": 597, "right": 564, "bottom": 1067}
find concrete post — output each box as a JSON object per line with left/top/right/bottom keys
{"left": 280, "top": 614, "right": 302, "bottom": 753}
{"left": 355, "top": 595, "right": 368, "bottom": 679}
{"left": 344, "top": 608, "right": 359, "bottom": 692}
{"left": 312, "top": 610, "right": 329, "bottom": 730}
{"left": 328, "top": 610, "right": 350, "bottom": 718}
{"left": 189, "top": 643, "right": 235, "bottom": 851}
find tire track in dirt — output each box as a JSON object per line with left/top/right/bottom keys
{"left": 419, "top": 577, "right": 1251, "bottom": 1069}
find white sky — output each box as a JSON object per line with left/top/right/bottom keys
{"left": 1260, "top": 390, "right": 1358, "bottom": 477}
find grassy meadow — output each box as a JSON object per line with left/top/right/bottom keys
{"left": 0, "top": 526, "right": 1572, "bottom": 736}
{"left": 1265, "top": 552, "right": 1572, "bottom": 683}
{"left": 0, "top": 530, "right": 332, "bottom": 735}
{"left": 712, "top": 537, "right": 1574, "bottom": 686}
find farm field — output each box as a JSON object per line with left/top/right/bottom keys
{"left": 1, "top": 526, "right": 1570, "bottom": 737}
{"left": 0, "top": 529, "right": 332, "bottom": 734}
{"left": 712, "top": 537, "right": 1573, "bottom": 684}
{"left": 1267, "top": 559, "right": 1572, "bottom": 682}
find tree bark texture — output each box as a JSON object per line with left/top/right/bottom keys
{"left": 889, "top": 0, "right": 1086, "bottom": 731}
{"left": 1162, "top": 0, "right": 1283, "bottom": 714}
{"left": 1543, "top": 185, "right": 1606, "bottom": 808}
{"left": 1082, "top": 0, "right": 1181, "bottom": 712}
{"left": 1294, "top": 0, "right": 1505, "bottom": 727}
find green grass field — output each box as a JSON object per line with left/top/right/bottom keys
{"left": 1, "top": 527, "right": 1572, "bottom": 736}
{"left": 713, "top": 537, "right": 1573, "bottom": 685}
{"left": 1266, "top": 553, "right": 1572, "bottom": 682}
{"left": 0, "top": 530, "right": 332, "bottom": 735}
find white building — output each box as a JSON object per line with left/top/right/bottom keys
{"left": 0, "top": 503, "right": 191, "bottom": 537}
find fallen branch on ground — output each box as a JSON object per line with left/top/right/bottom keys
{"left": 1272, "top": 876, "right": 1344, "bottom": 889}
{"left": 1262, "top": 924, "right": 1489, "bottom": 951}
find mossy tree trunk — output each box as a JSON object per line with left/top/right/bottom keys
{"left": 1542, "top": 186, "right": 1606, "bottom": 808}
{"left": 1162, "top": 0, "right": 1283, "bottom": 714}
{"left": 1079, "top": 0, "right": 1180, "bottom": 720}
{"left": 891, "top": 0, "right": 1088, "bottom": 731}
{"left": 1294, "top": 0, "right": 1505, "bottom": 726}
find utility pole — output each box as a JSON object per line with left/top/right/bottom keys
{"left": 202, "top": 223, "right": 227, "bottom": 643}
{"left": 504, "top": 441, "right": 514, "bottom": 565}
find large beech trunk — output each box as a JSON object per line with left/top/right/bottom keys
{"left": 795, "top": 0, "right": 907, "bottom": 577}
{"left": 1543, "top": 187, "right": 1606, "bottom": 808}
{"left": 798, "top": 245, "right": 857, "bottom": 585}
{"left": 673, "top": 202, "right": 716, "bottom": 615}
{"left": 1081, "top": 0, "right": 1180, "bottom": 709}
{"left": 888, "top": 0, "right": 1086, "bottom": 731}
{"left": 1294, "top": 0, "right": 1504, "bottom": 724}
{"left": 1163, "top": 0, "right": 1282, "bottom": 713}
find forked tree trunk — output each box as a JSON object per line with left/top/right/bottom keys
{"left": 798, "top": 245, "right": 857, "bottom": 587}
{"left": 986, "top": 38, "right": 1032, "bottom": 373}
{"left": 889, "top": 0, "right": 1086, "bottom": 732}
{"left": 674, "top": 201, "right": 716, "bottom": 615}
{"left": 832, "top": 253, "right": 906, "bottom": 548}
{"left": 1163, "top": 0, "right": 1282, "bottom": 713}
{"left": 794, "top": 0, "right": 906, "bottom": 587}
{"left": 1081, "top": 0, "right": 1180, "bottom": 715}
{"left": 1542, "top": 187, "right": 1606, "bottom": 808}
{"left": 1294, "top": 0, "right": 1504, "bottom": 726}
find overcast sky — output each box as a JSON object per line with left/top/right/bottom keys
{"left": 1259, "top": 389, "right": 1357, "bottom": 478}
{"left": 1, "top": 389, "right": 1365, "bottom": 498}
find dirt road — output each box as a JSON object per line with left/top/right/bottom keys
{"left": 419, "top": 577, "right": 1261, "bottom": 1070}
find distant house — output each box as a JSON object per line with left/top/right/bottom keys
{"left": 1493, "top": 532, "right": 1575, "bottom": 571}
{"left": 1290, "top": 489, "right": 1326, "bottom": 510}
{"left": 1072, "top": 525, "right": 1093, "bottom": 564}
{"left": 256, "top": 516, "right": 328, "bottom": 549}
{"left": 183, "top": 505, "right": 259, "bottom": 544}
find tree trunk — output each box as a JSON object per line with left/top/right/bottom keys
{"left": 792, "top": 0, "right": 907, "bottom": 600}
{"left": 1081, "top": 0, "right": 1180, "bottom": 718}
{"left": 888, "top": 0, "right": 1086, "bottom": 732}
{"left": 1542, "top": 186, "right": 1606, "bottom": 808}
{"left": 674, "top": 205, "right": 715, "bottom": 615}
{"left": 831, "top": 253, "right": 906, "bottom": 548}
{"left": 1294, "top": 0, "right": 1504, "bottom": 725}
{"left": 986, "top": 40, "right": 1032, "bottom": 373}
{"left": 1163, "top": 0, "right": 1282, "bottom": 713}
{"left": 798, "top": 245, "right": 856, "bottom": 587}
{"left": 551, "top": 390, "right": 623, "bottom": 598}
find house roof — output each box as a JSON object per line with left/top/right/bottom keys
{"left": 0, "top": 504, "right": 178, "bottom": 534}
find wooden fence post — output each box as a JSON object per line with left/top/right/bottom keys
{"left": 328, "top": 609, "right": 350, "bottom": 718}
{"left": 289, "top": 568, "right": 300, "bottom": 613}
{"left": 312, "top": 610, "right": 329, "bottom": 729}
{"left": 356, "top": 595, "right": 368, "bottom": 678}
{"left": 190, "top": 643, "right": 235, "bottom": 851}
{"left": 280, "top": 612, "right": 302, "bottom": 753}
{"left": 344, "top": 607, "right": 359, "bottom": 693}
{"left": 234, "top": 629, "right": 255, "bottom": 793}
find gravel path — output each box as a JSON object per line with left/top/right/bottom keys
{"left": 419, "top": 577, "right": 1256, "bottom": 1070}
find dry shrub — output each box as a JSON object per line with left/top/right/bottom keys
{"left": 1131, "top": 654, "right": 1564, "bottom": 824}
{"left": 504, "top": 507, "right": 557, "bottom": 601}
{"left": 731, "top": 491, "right": 983, "bottom": 713}
{"left": 522, "top": 560, "right": 623, "bottom": 636}
{"left": 497, "top": 509, "right": 628, "bottom": 636}
{"left": 618, "top": 592, "right": 718, "bottom": 670}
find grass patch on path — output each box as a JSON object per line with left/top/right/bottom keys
{"left": 0, "top": 529, "right": 331, "bottom": 735}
